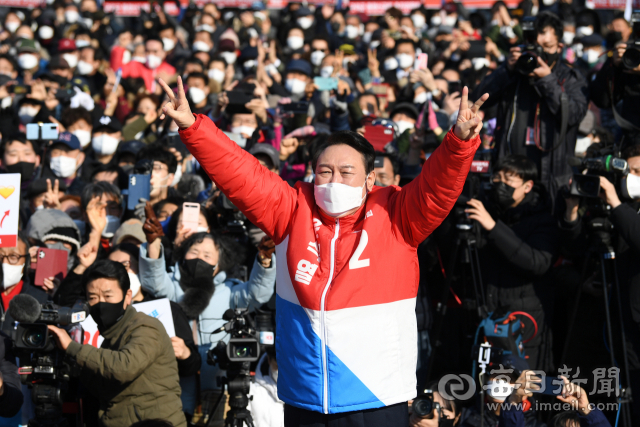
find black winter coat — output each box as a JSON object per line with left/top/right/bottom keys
{"left": 0, "top": 331, "right": 23, "bottom": 418}
{"left": 473, "top": 62, "right": 588, "bottom": 197}
{"left": 0, "top": 276, "right": 49, "bottom": 334}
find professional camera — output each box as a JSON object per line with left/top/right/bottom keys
{"left": 214, "top": 193, "right": 250, "bottom": 240}
{"left": 568, "top": 153, "right": 628, "bottom": 198}
{"left": 515, "top": 17, "right": 544, "bottom": 75}
{"left": 206, "top": 309, "right": 273, "bottom": 427}
{"left": 622, "top": 11, "right": 640, "bottom": 69}
{"left": 452, "top": 159, "right": 492, "bottom": 227}
{"left": 9, "top": 296, "right": 88, "bottom": 427}
{"left": 412, "top": 390, "right": 441, "bottom": 419}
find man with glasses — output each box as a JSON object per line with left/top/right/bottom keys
{"left": 463, "top": 154, "right": 558, "bottom": 370}
{"left": 0, "top": 233, "right": 49, "bottom": 333}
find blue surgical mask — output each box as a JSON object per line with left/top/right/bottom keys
{"left": 160, "top": 216, "right": 171, "bottom": 235}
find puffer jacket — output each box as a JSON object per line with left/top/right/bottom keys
{"left": 66, "top": 306, "right": 186, "bottom": 427}
{"left": 178, "top": 115, "right": 479, "bottom": 414}
{"left": 249, "top": 354, "right": 284, "bottom": 427}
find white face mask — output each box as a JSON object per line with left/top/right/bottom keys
{"left": 563, "top": 31, "right": 575, "bottom": 45}
{"left": 444, "top": 15, "right": 457, "bottom": 27}
{"left": 189, "top": 87, "right": 206, "bottom": 104}
{"left": 542, "top": 0, "right": 555, "bottom": 5}
{"left": 172, "top": 165, "right": 182, "bottom": 186}
{"left": 583, "top": 49, "right": 600, "bottom": 64}
{"left": 65, "top": 10, "right": 79, "bottom": 24}
{"left": 287, "top": 36, "right": 304, "bottom": 50}
{"left": 92, "top": 134, "right": 120, "bottom": 156}
{"left": 73, "top": 129, "right": 92, "bottom": 148}
{"left": 76, "top": 60, "right": 93, "bottom": 75}
{"left": 18, "top": 53, "right": 38, "bottom": 70}
{"left": 622, "top": 173, "right": 640, "bottom": 199}
{"left": 362, "top": 32, "right": 372, "bottom": 44}
{"left": 396, "top": 120, "right": 415, "bottom": 134}
{"left": 2, "top": 263, "right": 24, "bottom": 289}
{"left": 320, "top": 66, "right": 333, "bottom": 78}
{"left": 220, "top": 51, "right": 237, "bottom": 65}
{"left": 208, "top": 68, "right": 225, "bottom": 83}
{"left": 193, "top": 41, "right": 210, "bottom": 52}
{"left": 344, "top": 25, "right": 359, "bottom": 40}
{"left": 196, "top": 24, "right": 215, "bottom": 33}
{"left": 311, "top": 50, "right": 325, "bottom": 66}
{"left": 384, "top": 57, "right": 399, "bottom": 70}
{"left": 102, "top": 215, "right": 120, "bottom": 238}
{"left": 1, "top": 96, "right": 11, "bottom": 109}
{"left": 576, "top": 26, "right": 593, "bottom": 38}
{"left": 370, "top": 40, "right": 380, "bottom": 49}
{"left": 574, "top": 136, "right": 592, "bottom": 156}
{"left": 196, "top": 226, "right": 208, "bottom": 233}
{"left": 132, "top": 55, "right": 146, "bottom": 63}
{"left": 431, "top": 15, "right": 442, "bottom": 26}
{"left": 38, "top": 25, "right": 54, "bottom": 40}
{"left": 19, "top": 106, "right": 38, "bottom": 123}
{"left": 75, "top": 39, "right": 90, "bottom": 48}
{"left": 128, "top": 271, "right": 141, "bottom": 298}
{"left": 231, "top": 125, "right": 256, "bottom": 138}
{"left": 412, "top": 14, "right": 426, "bottom": 29}
{"left": 297, "top": 17, "right": 313, "bottom": 30}
{"left": 122, "top": 50, "right": 132, "bottom": 64}
{"left": 5, "top": 21, "right": 20, "bottom": 33}
{"left": 314, "top": 174, "right": 370, "bottom": 217}
{"left": 396, "top": 53, "right": 414, "bottom": 69}
{"left": 285, "top": 78, "right": 307, "bottom": 95}
{"left": 486, "top": 380, "right": 514, "bottom": 402}
{"left": 162, "top": 37, "right": 175, "bottom": 52}
{"left": 146, "top": 54, "right": 162, "bottom": 69}
{"left": 50, "top": 155, "right": 77, "bottom": 178}
{"left": 63, "top": 53, "right": 78, "bottom": 68}
{"left": 414, "top": 92, "right": 428, "bottom": 104}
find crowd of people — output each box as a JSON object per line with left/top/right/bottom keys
{"left": 0, "top": 0, "right": 638, "bottom": 426}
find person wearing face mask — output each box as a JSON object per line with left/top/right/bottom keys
{"left": 295, "top": 6, "right": 316, "bottom": 40}
{"left": 74, "top": 46, "right": 107, "bottom": 96}
{"left": 159, "top": 24, "right": 190, "bottom": 69}
{"left": 43, "top": 132, "right": 87, "bottom": 192}
{"left": 391, "top": 103, "right": 420, "bottom": 136}
{"left": 63, "top": 107, "right": 94, "bottom": 150}
{"left": 0, "top": 233, "right": 49, "bottom": 333}
{"left": 160, "top": 76, "right": 488, "bottom": 426}
{"left": 248, "top": 347, "right": 284, "bottom": 427}
{"left": 89, "top": 115, "right": 122, "bottom": 167}
{"left": 382, "top": 39, "right": 416, "bottom": 85}
{"left": 57, "top": 38, "right": 79, "bottom": 71}
{"left": 575, "top": 34, "right": 605, "bottom": 79}
{"left": 284, "top": 27, "right": 306, "bottom": 58}
{"left": 140, "top": 205, "right": 277, "bottom": 421}
{"left": 409, "top": 378, "right": 462, "bottom": 427}
{"left": 463, "top": 155, "right": 558, "bottom": 370}
{"left": 117, "top": 37, "right": 176, "bottom": 93}
{"left": 0, "top": 134, "right": 41, "bottom": 184}
{"left": 186, "top": 72, "right": 213, "bottom": 115}
{"left": 16, "top": 39, "right": 42, "bottom": 76}
{"left": 310, "top": 36, "right": 331, "bottom": 73}
{"left": 473, "top": 12, "right": 588, "bottom": 199}
{"left": 46, "top": 260, "right": 187, "bottom": 427}
{"left": 282, "top": 59, "right": 312, "bottom": 100}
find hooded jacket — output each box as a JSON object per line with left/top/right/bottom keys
{"left": 178, "top": 114, "right": 479, "bottom": 414}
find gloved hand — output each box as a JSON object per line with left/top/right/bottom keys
{"left": 70, "top": 86, "right": 95, "bottom": 111}
{"left": 142, "top": 202, "right": 164, "bottom": 243}
{"left": 257, "top": 235, "right": 275, "bottom": 264}
{"left": 134, "top": 198, "right": 148, "bottom": 221}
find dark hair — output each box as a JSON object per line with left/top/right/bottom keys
{"left": 535, "top": 11, "right": 563, "bottom": 42}
{"left": 176, "top": 232, "right": 241, "bottom": 274}
{"left": 386, "top": 7, "right": 403, "bottom": 21}
{"left": 1, "top": 133, "right": 38, "bottom": 156}
{"left": 157, "top": 23, "right": 175, "bottom": 34}
{"left": 61, "top": 107, "right": 92, "bottom": 129}
{"left": 623, "top": 144, "right": 640, "bottom": 160}
{"left": 82, "top": 259, "right": 130, "bottom": 294}
{"left": 81, "top": 181, "right": 123, "bottom": 211}
{"left": 210, "top": 55, "right": 227, "bottom": 68}
{"left": 153, "top": 196, "right": 185, "bottom": 218}
{"left": 185, "top": 56, "right": 205, "bottom": 69}
{"left": 0, "top": 54, "right": 18, "bottom": 72}
{"left": 494, "top": 154, "right": 538, "bottom": 183}
{"left": 312, "top": 130, "right": 375, "bottom": 174}
{"left": 136, "top": 143, "right": 178, "bottom": 174}
{"left": 422, "top": 378, "right": 461, "bottom": 416}
{"left": 133, "top": 93, "right": 160, "bottom": 112}
{"left": 359, "top": 92, "right": 380, "bottom": 110}
{"left": 549, "top": 411, "right": 580, "bottom": 427}
{"left": 374, "top": 151, "right": 400, "bottom": 176}
{"left": 90, "top": 163, "right": 127, "bottom": 189}
{"left": 16, "top": 231, "right": 31, "bottom": 272}
{"left": 311, "top": 35, "right": 331, "bottom": 47}
{"left": 186, "top": 71, "right": 209, "bottom": 86}
{"left": 110, "top": 242, "right": 140, "bottom": 266}
{"left": 395, "top": 38, "right": 416, "bottom": 53}
{"left": 130, "top": 419, "right": 174, "bottom": 427}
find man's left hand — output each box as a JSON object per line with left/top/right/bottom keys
{"left": 466, "top": 199, "right": 496, "bottom": 231}
{"left": 599, "top": 176, "right": 621, "bottom": 209}
{"left": 531, "top": 56, "right": 552, "bottom": 79}
{"left": 47, "top": 325, "right": 72, "bottom": 351}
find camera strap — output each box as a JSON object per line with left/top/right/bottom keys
{"left": 609, "top": 78, "right": 640, "bottom": 131}
{"left": 535, "top": 91, "right": 568, "bottom": 152}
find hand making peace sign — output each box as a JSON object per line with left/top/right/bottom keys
{"left": 158, "top": 76, "right": 195, "bottom": 130}
{"left": 453, "top": 86, "right": 489, "bottom": 141}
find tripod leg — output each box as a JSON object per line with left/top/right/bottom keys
{"left": 468, "top": 240, "right": 487, "bottom": 316}
{"left": 601, "top": 258, "right": 617, "bottom": 370}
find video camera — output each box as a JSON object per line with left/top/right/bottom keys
{"left": 215, "top": 193, "right": 249, "bottom": 239}
{"left": 623, "top": 11, "right": 640, "bottom": 69}
{"left": 568, "top": 154, "right": 628, "bottom": 198}
{"left": 453, "top": 159, "right": 491, "bottom": 227}
{"left": 9, "top": 295, "right": 88, "bottom": 427}
{"left": 515, "top": 17, "right": 544, "bottom": 75}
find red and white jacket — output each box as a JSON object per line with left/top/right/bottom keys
{"left": 179, "top": 115, "right": 480, "bottom": 414}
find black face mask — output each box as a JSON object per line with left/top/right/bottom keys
{"left": 331, "top": 21, "right": 341, "bottom": 32}
{"left": 439, "top": 417, "right": 455, "bottom": 427}
{"left": 90, "top": 298, "right": 126, "bottom": 333}
{"left": 181, "top": 258, "right": 216, "bottom": 280}
{"left": 490, "top": 181, "right": 516, "bottom": 209}
{"left": 540, "top": 50, "right": 559, "bottom": 67}
{"left": 6, "top": 162, "right": 35, "bottom": 180}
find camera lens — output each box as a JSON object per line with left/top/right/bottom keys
{"left": 516, "top": 52, "right": 539, "bottom": 75}
{"left": 623, "top": 47, "right": 640, "bottom": 69}
{"left": 412, "top": 395, "right": 434, "bottom": 418}
{"left": 235, "top": 346, "right": 250, "bottom": 358}
{"left": 24, "top": 328, "right": 45, "bottom": 347}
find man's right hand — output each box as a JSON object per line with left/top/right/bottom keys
{"left": 613, "top": 43, "right": 626, "bottom": 67}
{"left": 159, "top": 76, "right": 195, "bottom": 130}
{"left": 507, "top": 47, "right": 522, "bottom": 71}
{"left": 142, "top": 202, "right": 164, "bottom": 244}
{"left": 453, "top": 87, "right": 489, "bottom": 141}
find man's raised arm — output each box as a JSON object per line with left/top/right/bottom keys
{"left": 158, "top": 77, "right": 297, "bottom": 243}
{"left": 391, "top": 87, "right": 489, "bottom": 247}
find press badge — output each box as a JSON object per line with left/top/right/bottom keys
{"left": 525, "top": 127, "right": 536, "bottom": 146}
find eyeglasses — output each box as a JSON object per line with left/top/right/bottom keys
{"left": 0, "top": 254, "right": 27, "bottom": 265}
{"left": 152, "top": 164, "right": 168, "bottom": 173}
{"left": 117, "top": 260, "right": 131, "bottom": 269}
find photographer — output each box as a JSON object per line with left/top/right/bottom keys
{"left": 473, "top": 12, "right": 588, "bottom": 196}
{"left": 0, "top": 331, "right": 23, "bottom": 419}
{"left": 464, "top": 155, "right": 558, "bottom": 370}
{"left": 409, "top": 378, "right": 462, "bottom": 427}
{"left": 46, "top": 260, "right": 187, "bottom": 427}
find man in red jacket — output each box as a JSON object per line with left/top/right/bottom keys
{"left": 158, "top": 77, "right": 488, "bottom": 427}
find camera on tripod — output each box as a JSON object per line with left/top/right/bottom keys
{"left": 515, "top": 17, "right": 544, "bottom": 75}
{"left": 9, "top": 297, "right": 88, "bottom": 427}
{"left": 622, "top": 11, "right": 640, "bottom": 69}
{"left": 568, "top": 153, "right": 628, "bottom": 198}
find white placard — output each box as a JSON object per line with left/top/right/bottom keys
{"left": 0, "top": 173, "right": 20, "bottom": 248}
{"left": 81, "top": 298, "right": 175, "bottom": 348}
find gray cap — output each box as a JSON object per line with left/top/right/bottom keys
{"left": 250, "top": 143, "right": 280, "bottom": 170}
{"left": 578, "top": 110, "right": 595, "bottom": 136}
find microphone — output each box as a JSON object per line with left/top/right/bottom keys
{"left": 8, "top": 294, "right": 42, "bottom": 323}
